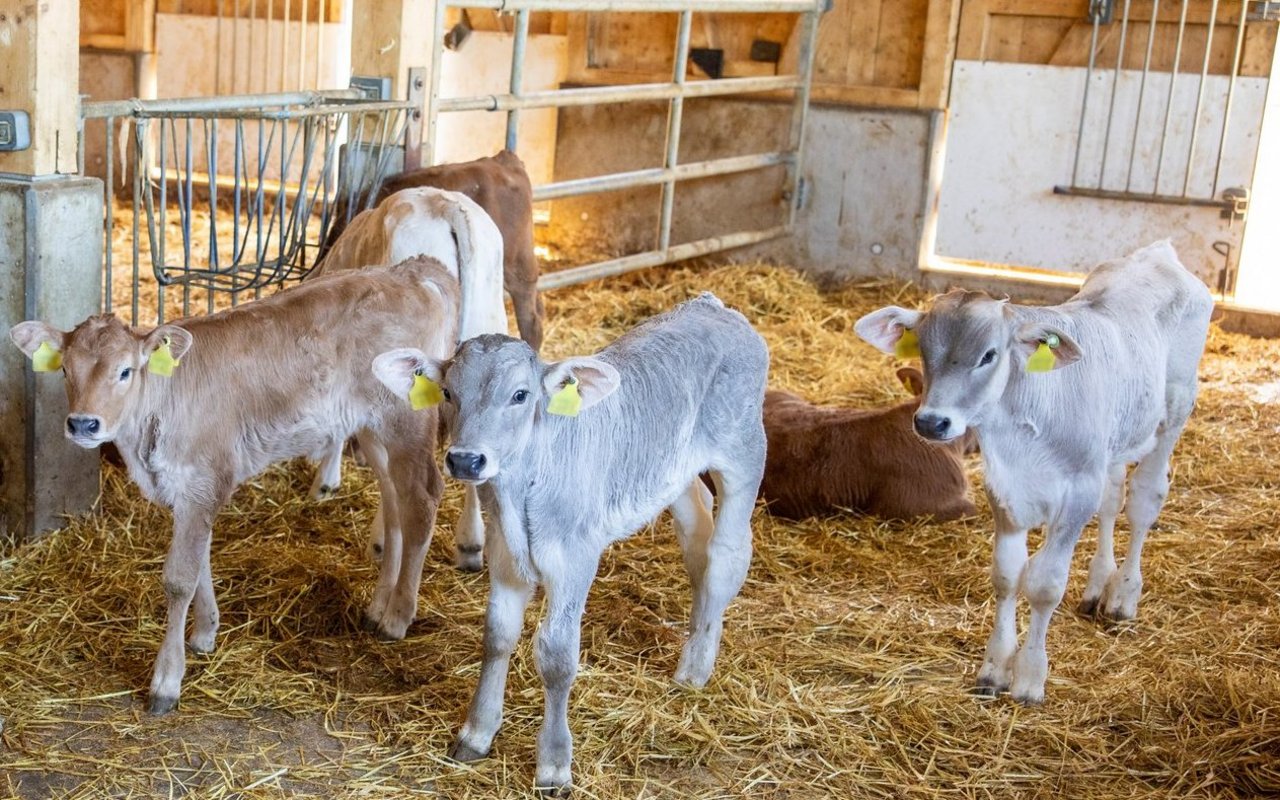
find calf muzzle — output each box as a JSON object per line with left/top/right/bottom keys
{"left": 66, "top": 415, "right": 102, "bottom": 438}
{"left": 446, "top": 449, "right": 487, "bottom": 481}
{"left": 913, "top": 412, "right": 952, "bottom": 441}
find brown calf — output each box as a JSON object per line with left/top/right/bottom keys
{"left": 760, "top": 368, "right": 976, "bottom": 521}
{"left": 10, "top": 257, "right": 457, "bottom": 714}
{"left": 320, "top": 149, "right": 543, "bottom": 350}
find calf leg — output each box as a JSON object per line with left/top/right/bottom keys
{"left": 358, "top": 432, "right": 403, "bottom": 626}
{"left": 187, "top": 557, "right": 219, "bottom": 654}
{"left": 510, "top": 265, "right": 545, "bottom": 351}
{"left": 454, "top": 485, "right": 485, "bottom": 572}
{"left": 976, "top": 500, "right": 1027, "bottom": 697}
{"left": 149, "top": 501, "right": 218, "bottom": 714}
{"left": 450, "top": 532, "right": 534, "bottom": 762}
{"left": 533, "top": 554, "right": 599, "bottom": 796}
{"left": 1079, "top": 464, "right": 1126, "bottom": 616}
{"left": 1102, "top": 417, "right": 1186, "bottom": 621}
{"left": 1009, "top": 488, "right": 1098, "bottom": 705}
{"left": 669, "top": 479, "right": 715, "bottom": 590}
{"left": 675, "top": 467, "right": 755, "bottom": 689}
{"left": 365, "top": 423, "right": 444, "bottom": 641}
{"left": 310, "top": 441, "right": 344, "bottom": 501}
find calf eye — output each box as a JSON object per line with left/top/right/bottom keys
{"left": 512, "top": 389, "right": 529, "bottom": 405}
{"left": 442, "top": 387, "right": 452, "bottom": 402}
{"left": 119, "top": 367, "right": 133, "bottom": 382}
{"left": 978, "top": 349, "right": 997, "bottom": 367}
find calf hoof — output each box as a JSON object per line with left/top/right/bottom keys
{"left": 447, "top": 739, "right": 489, "bottom": 763}
{"left": 1076, "top": 597, "right": 1101, "bottom": 618}
{"left": 455, "top": 545, "right": 484, "bottom": 573}
{"left": 148, "top": 694, "right": 179, "bottom": 715}
{"left": 1010, "top": 687, "right": 1045, "bottom": 707}
{"left": 361, "top": 613, "right": 407, "bottom": 642}
{"left": 312, "top": 484, "right": 337, "bottom": 502}
{"left": 186, "top": 637, "right": 216, "bottom": 656}
{"left": 971, "top": 679, "right": 1006, "bottom": 699}
{"left": 536, "top": 785, "right": 572, "bottom": 799}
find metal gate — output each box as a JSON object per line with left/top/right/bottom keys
{"left": 426, "top": 0, "right": 824, "bottom": 290}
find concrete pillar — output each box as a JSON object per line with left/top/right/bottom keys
{"left": 0, "top": 178, "right": 104, "bottom": 542}
{"left": 0, "top": 1, "right": 103, "bottom": 542}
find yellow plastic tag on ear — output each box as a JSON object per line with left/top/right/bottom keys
{"left": 148, "top": 337, "right": 179, "bottom": 377}
{"left": 409, "top": 373, "right": 443, "bottom": 410}
{"left": 895, "top": 328, "right": 921, "bottom": 359}
{"left": 1026, "top": 342, "right": 1056, "bottom": 373}
{"left": 32, "top": 341, "right": 62, "bottom": 372}
{"left": 547, "top": 377, "right": 581, "bottom": 417}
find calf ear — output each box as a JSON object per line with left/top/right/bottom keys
{"left": 542, "top": 356, "right": 620, "bottom": 412}
{"left": 896, "top": 367, "right": 925, "bottom": 397}
{"left": 9, "top": 321, "right": 66, "bottom": 358}
{"left": 143, "top": 325, "right": 193, "bottom": 361}
{"left": 373, "top": 348, "right": 445, "bottom": 400}
{"left": 855, "top": 306, "right": 923, "bottom": 355}
{"left": 1014, "top": 323, "right": 1083, "bottom": 369}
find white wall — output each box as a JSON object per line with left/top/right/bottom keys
{"left": 937, "top": 61, "right": 1267, "bottom": 283}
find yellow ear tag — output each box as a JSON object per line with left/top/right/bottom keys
{"left": 895, "top": 328, "right": 921, "bottom": 359}
{"left": 409, "top": 372, "right": 444, "bottom": 410}
{"left": 547, "top": 377, "right": 581, "bottom": 417}
{"left": 148, "top": 337, "right": 179, "bottom": 377}
{"left": 1026, "top": 335, "right": 1059, "bottom": 374}
{"left": 32, "top": 341, "right": 62, "bottom": 372}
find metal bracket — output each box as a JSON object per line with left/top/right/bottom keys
{"left": 350, "top": 76, "right": 392, "bottom": 101}
{"left": 0, "top": 111, "right": 31, "bottom": 152}
{"left": 1088, "top": 0, "right": 1114, "bottom": 24}
{"left": 1221, "top": 187, "right": 1249, "bottom": 224}
{"left": 404, "top": 67, "right": 426, "bottom": 171}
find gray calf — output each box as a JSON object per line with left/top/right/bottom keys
{"left": 374, "top": 293, "right": 768, "bottom": 794}
{"left": 856, "top": 241, "right": 1212, "bottom": 704}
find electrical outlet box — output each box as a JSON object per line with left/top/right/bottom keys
{"left": 0, "top": 111, "right": 31, "bottom": 152}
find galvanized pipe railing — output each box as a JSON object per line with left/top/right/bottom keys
{"left": 427, "top": 0, "right": 824, "bottom": 291}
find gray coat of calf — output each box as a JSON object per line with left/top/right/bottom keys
{"left": 10, "top": 258, "right": 457, "bottom": 715}
{"left": 375, "top": 293, "right": 768, "bottom": 793}
{"left": 856, "top": 240, "right": 1212, "bottom": 705}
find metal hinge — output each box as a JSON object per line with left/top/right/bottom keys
{"left": 1088, "top": 0, "right": 1114, "bottom": 24}
{"left": 1221, "top": 187, "right": 1249, "bottom": 224}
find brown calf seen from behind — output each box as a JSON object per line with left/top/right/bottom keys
{"left": 760, "top": 368, "right": 976, "bottom": 521}
{"left": 319, "top": 149, "right": 544, "bottom": 350}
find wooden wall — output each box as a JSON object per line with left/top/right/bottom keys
{"left": 561, "top": 1, "right": 963, "bottom": 110}
{"left": 82, "top": 0, "right": 344, "bottom": 52}
{"left": 958, "top": 0, "right": 1277, "bottom": 77}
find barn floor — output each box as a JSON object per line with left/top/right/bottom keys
{"left": 2, "top": 263, "right": 1279, "bottom": 799}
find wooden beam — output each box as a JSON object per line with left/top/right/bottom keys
{"left": 918, "top": 0, "right": 962, "bottom": 109}
{"left": 124, "top": 0, "right": 157, "bottom": 53}
{"left": 809, "top": 83, "right": 920, "bottom": 108}
{"left": 349, "top": 0, "right": 433, "bottom": 100}
{"left": 0, "top": 0, "right": 80, "bottom": 175}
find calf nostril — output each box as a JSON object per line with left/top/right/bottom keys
{"left": 86, "top": 418, "right": 100, "bottom": 435}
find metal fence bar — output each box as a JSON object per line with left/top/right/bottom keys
{"left": 786, "top": 4, "right": 820, "bottom": 228}
{"left": 1124, "top": 0, "right": 1160, "bottom": 192}
{"left": 506, "top": 9, "right": 531, "bottom": 151}
{"left": 1098, "top": 0, "right": 1133, "bottom": 188}
{"left": 533, "top": 151, "right": 793, "bottom": 201}
{"left": 1213, "top": 1, "right": 1252, "bottom": 196}
{"left": 1183, "top": 0, "right": 1220, "bottom": 196}
{"left": 1070, "top": 10, "right": 1103, "bottom": 187}
{"left": 1153, "top": 0, "right": 1190, "bottom": 194}
{"left": 657, "top": 10, "right": 692, "bottom": 252}
{"left": 82, "top": 90, "right": 362, "bottom": 118}
{"left": 438, "top": 74, "right": 802, "bottom": 113}
{"left": 466, "top": 0, "right": 817, "bottom": 10}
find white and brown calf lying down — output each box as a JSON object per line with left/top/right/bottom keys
{"left": 760, "top": 367, "right": 976, "bottom": 521}
{"left": 856, "top": 240, "right": 1212, "bottom": 704}
{"left": 375, "top": 293, "right": 768, "bottom": 794}
{"left": 10, "top": 257, "right": 457, "bottom": 714}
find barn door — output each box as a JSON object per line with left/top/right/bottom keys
{"left": 934, "top": 0, "right": 1278, "bottom": 295}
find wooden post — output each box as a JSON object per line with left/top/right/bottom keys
{"left": 918, "top": 0, "right": 962, "bottom": 110}
{"left": 0, "top": 0, "right": 103, "bottom": 541}
{"left": 350, "top": 0, "right": 434, "bottom": 101}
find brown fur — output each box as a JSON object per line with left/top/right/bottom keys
{"left": 759, "top": 368, "right": 976, "bottom": 521}
{"left": 319, "top": 149, "right": 543, "bottom": 350}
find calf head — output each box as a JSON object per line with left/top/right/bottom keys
{"left": 856, "top": 290, "right": 1080, "bottom": 443}
{"left": 9, "top": 315, "right": 193, "bottom": 448}
{"left": 373, "top": 334, "right": 620, "bottom": 484}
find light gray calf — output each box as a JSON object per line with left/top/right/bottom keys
{"left": 374, "top": 293, "right": 768, "bottom": 794}
{"left": 856, "top": 241, "right": 1212, "bottom": 704}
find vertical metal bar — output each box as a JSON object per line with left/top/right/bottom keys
{"left": 786, "top": 4, "right": 821, "bottom": 229}
{"left": 1070, "top": 12, "right": 1103, "bottom": 187}
{"left": 1124, "top": 0, "right": 1160, "bottom": 191}
{"left": 232, "top": 119, "right": 244, "bottom": 306}
{"left": 1153, "top": 0, "right": 1189, "bottom": 194}
{"left": 1184, "top": 0, "right": 1220, "bottom": 195}
{"left": 157, "top": 117, "right": 168, "bottom": 325}
{"left": 104, "top": 116, "right": 115, "bottom": 315}
{"left": 425, "top": 0, "right": 449, "bottom": 166}
{"left": 657, "top": 10, "right": 692, "bottom": 253}
{"left": 300, "top": 0, "right": 309, "bottom": 92}
{"left": 183, "top": 119, "right": 194, "bottom": 316}
{"left": 506, "top": 9, "right": 531, "bottom": 152}
{"left": 207, "top": 118, "right": 218, "bottom": 313}
{"left": 1212, "top": 0, "right": 1251, "bottom": 197}
{"left": 1099, "top": 0, "right": 1134, "bottom": 188}
{"left": 132, "top": 120, "right": 145, "bottom": 327}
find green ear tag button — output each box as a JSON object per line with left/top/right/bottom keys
{"left": 1026, "top": 341, "right": 1057, "bottom": 373}
{"left": 895, "top": 328, "right": 921, "bottom": 359}
{"left": 32, "top": 341, "right": 62, "bottom": 372}
{"left": 148, "top": 337, "right": 179, "bottom": 377}
{"left": 547, "top": 376, "right": 581, "bottom": 417}
{"left": 409, "top": 372, "right": 444, "bottom": 410}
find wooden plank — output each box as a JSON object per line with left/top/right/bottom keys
{"left": 918, "top": 0, "right": 962, "bottom": 108}
{"left": 809, "top": 83, "right": 920, "bottom": 107}
{"left": 349, "top": 0, "right": 432, "bottom": 98}
{"left": 813, "top": 0, "right": 854, "bottom": 83}
{"left": 845, "top": 0, "right": 882, "bottom": 86}
{"left": 124, "top": 0, "right": 157, "bottom": 53}
{"left": 0, "top": 0, "right": 80, "bottom": 175}
{"left": 80, "top": 33, "right": 128, "bottom": 51}
{"left": 872, "top": 0, "right": 926, "bottom": 89}
{"left": 1242, "top": 21, "right": 1279, "bottom": 78}
{"left": 564, "top": 12, "right": 591, "bottom": 81}
{"left": 1049, "top": 20, "right": 1115, "bottom": 65}
{"left": 1019, "top": 16, "right": 1072, "bottom": 63}
{"left": 986, "top": 15, "right": 1024, "bottom": 62}
{"left": 956, "top": 0, "right": 991, "bottom": 60}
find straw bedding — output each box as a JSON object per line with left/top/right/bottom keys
{"left": 2, "top": 261, "right": 1278, "bottom": 799}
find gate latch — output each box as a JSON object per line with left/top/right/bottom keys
{"left": 1221, "top": 187, "right": 1249, "bottom": 224}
